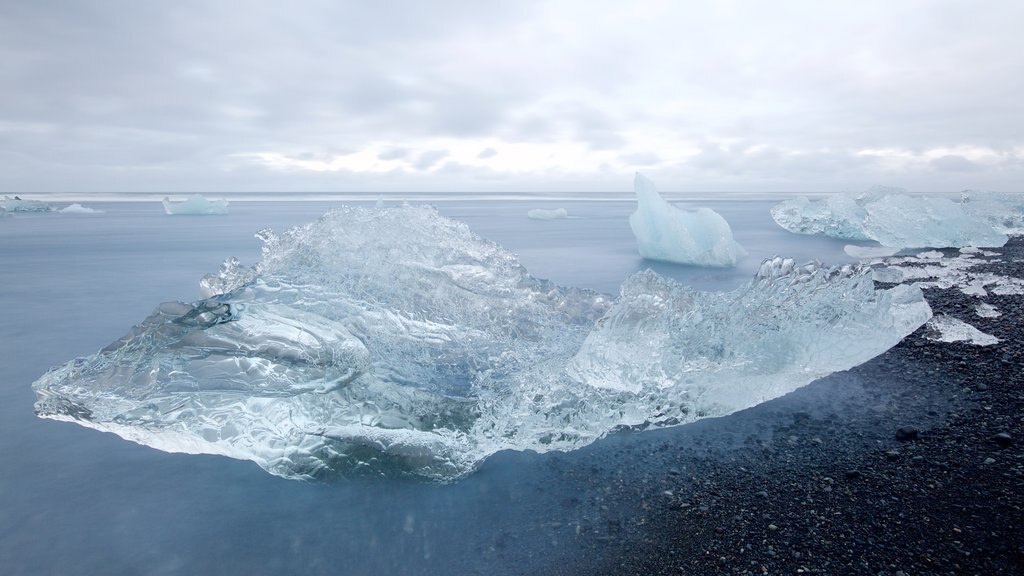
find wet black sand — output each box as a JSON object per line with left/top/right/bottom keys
{"left": 532, "top": 238, "right": 1024, "bottom": 575}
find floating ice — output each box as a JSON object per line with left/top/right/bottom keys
{"left": 1, "top": 195, "right": 53, "bottom": 212}
{"left": 59, "top": 203, "right": 104, "bottom": 214}
{"left": 527, "top": 208, "right": 568, "bottom": 220}
{"left": 629, "top": 174, "right": 746, "bottom": 267}
{"left": 960, "top": 190, "right": 1024, "bottom": 235}
{"left": 162, "top": 194, "right": 229, "bottom": 215}
{"left": 772, "top": 187, "right": 1010, "bottom": 249}
{"left": 33, "top": 204, "right": 930, "bottom": 481}
{"left": 926, "top": 315, "right": 999, "bottom": 346}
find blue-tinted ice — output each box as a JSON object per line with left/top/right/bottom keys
{"left": 771, "top": 187, "right": 1018, "bottom": 248}
{"left": 162, "top": 194, "right": 230, "bottom": 215}
{"left": 33, "top": 205, "right": 931, "bottom": 480}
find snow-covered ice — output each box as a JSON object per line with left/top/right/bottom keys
{"left": 527, "top": 208, "right": 568, "bottom": 220}
{"left": 926, "top": 315, "right": 999, "bottom": 346}
{"left": 59, "top": 203, "right": 104, "bottom": 214}
{"left": 162, "top": 194, "right": 229, "bottom": 215}
{"left": 772, "top": 187, "right": 1011, "bottom": 249}
{"left": 33, "top": 204, "right": 931, "bottom": 481}
{"left": 629, "top": 173, "right": 746, "bottom": 267}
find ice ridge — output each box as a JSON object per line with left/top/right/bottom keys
{"left": 33, "top": 204, "right": 931, "bottom": 481}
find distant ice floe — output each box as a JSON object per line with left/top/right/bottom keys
{"left": 59, "top": 203, "right": 104, "bottom": 214}
{"left": 527, "top": 208, "right": 568, "bottom": 220}
{"left": 162, "top": 194, "right": 229, "bottom": 215}
{"left": 1, "top": 195, "right": 53, "bottom": 213}
{"left": 926, "top": 315, "right": 999, "bottom": 346}
{"left": 630, "top": 173, "right": 746, "bottom": 267}
{"left": 772, "top": 186, "right": 1018, "bottom": 249}
{"left": 33, "top": 204, "right": 929, "bottom": 481}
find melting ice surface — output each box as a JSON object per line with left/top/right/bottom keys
{"left": 59, "top": 203, "right": 104, "bottom": 214}
{"left": 630, "top": 174, "right": 747, "bottom": 267}
{"left": 771, "top": 187, "right": 1016, "bottom": 249}
{"left": 162, "top": 194, "right": 230, "bottom": 215}
{"left": 33, "top": 205, "right": 931, "bottom": 481}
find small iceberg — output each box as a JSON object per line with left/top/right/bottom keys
{"left": 1, "top": 195, "right": 53, "bottom": 213}
{"left": 771, "top": 187, "right": 1011, "bottom": 249}
{"left": 162, "top": 194, "right": 229, "bottom": 215}
{"left": 527, "top": 208, "right": 568, "bottom": 220}
{"left": 629, "top": 173, "right": 746, "bottom": 267}
{"left": 59, "top": 203, "right": 104, "bottom": 214}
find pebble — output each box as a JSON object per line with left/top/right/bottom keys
{"left": 983, "top": 457, "right": 996, "bottom": 465}
{"left": 993, "top": 432, "right": 1013, "bottom": 448}
{"left": 896, "top": 427, "right": 919, "bottom": 442}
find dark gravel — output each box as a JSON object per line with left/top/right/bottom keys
{"left": 539, "top": 237, "right": 1024, "bottom": 576}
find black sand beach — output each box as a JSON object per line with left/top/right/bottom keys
{"left": 537, "top": 238, "right": 1024, "bottom": 575}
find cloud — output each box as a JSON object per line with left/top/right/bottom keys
{"left": 0, "top": 1, "right": 1022, "bottom": 193}
{"left": 930, "top": 154, "right": 981, "bottom": 172}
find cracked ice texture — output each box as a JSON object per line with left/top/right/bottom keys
{"left": 33, "top": 205, "right": 930, "bottom": 481}
{"left": 629, "top": 174, "right": 746, "bottom": 267}
{"left": 162, "top": 194, "right": 229, "bottom": 215}
{"left": 771, "top": 187, "right": 1015, "bottom": 249}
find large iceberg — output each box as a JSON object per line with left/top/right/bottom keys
{"left": 1, "top": 195, "right": 53, "bottom": 212}
{"left": 771, "top": 187, "right": 1013, "bottom": 248}
{"left": 629, "top": 174, "right": 746, "bottom": 267}
{"left": 33, "top": 204, "right": 931, "bottom": 481}
{"left": 162, "top": 194, "right": 229, "bottom": 215}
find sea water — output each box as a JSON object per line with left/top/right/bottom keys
{"left": 0, "top": 198, "right": 859, "bottom": 575}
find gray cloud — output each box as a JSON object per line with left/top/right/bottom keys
{"left": 1, "top": 1, "right": 1022, "bottom": 193}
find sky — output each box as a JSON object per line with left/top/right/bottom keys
{"left": 1, "top": 0, "right": 1023, "bottom": 195}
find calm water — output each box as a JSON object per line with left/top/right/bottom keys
{"left": 0, "top": 198, "right": 860, "bottom": 575}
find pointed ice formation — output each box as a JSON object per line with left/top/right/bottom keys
{"left": 629, "top": 174, "right": 746, "bottom": 267}
{"left": 33, "top": 204, "right": 930, "bottom": 481}
{"left": 771, "top": 187, "right": 1016, "bottom": 249}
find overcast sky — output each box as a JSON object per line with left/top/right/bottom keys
{"left": 2, "top": 0, "right": 1023, "bottom": 195}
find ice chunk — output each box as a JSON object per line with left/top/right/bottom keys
{"left": 162, "top": 194, "right": 229, "bottom": 215}
{"left": 772, "top": 188, "right": 1008, "bottom": 248}
{"left": 33, "top": 204, "right": 930, "bottom": 481}
{"left": 844, "top": 245, "right": 900, "bottom": 259}
{"left": 926, "top": 315, "right": 999, "bottom": 346}
{"left": 527, "top": 208, "right": 568, "bottom": 220}
{"left": 59, "top": 203, "right": 104, "bottom": 214}
{"left": 976, "top": 303, "right": 1001, "bottom": 318}
{"left": 629, "top": 174, "right": 746, "bottom": 267}
{"left": 0, "top": 195, "right": 53, "bottom": 212}
{"left": 960, "top": 190, "right": 1024, "bottom": 235}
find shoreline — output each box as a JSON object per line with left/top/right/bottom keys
{"left": 559, "top": 237, "right": 1024, "bottom": 575}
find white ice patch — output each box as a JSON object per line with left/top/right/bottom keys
{"left": 162, "top": 194, "right": 229, "bottom": 215}
{"left": 976, "top": 303, "right": 1002, "bottom": 318}
{"left": 772, "top": 187, "right": 1012, "bottom": 249}
{"left": 527, "top": 208, "right": 568, "bottom": 220}
{"left": 629, "top": 173, "right": 746, "bottom": 267}
{"left": 872, "top": 250, "right": 1024, "bottom": 296}
{"left": 59, "top": 203, "right": 104, "bottom": 214}
{"left": 926, "top": 315, "right": 999, "bottom": 346}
